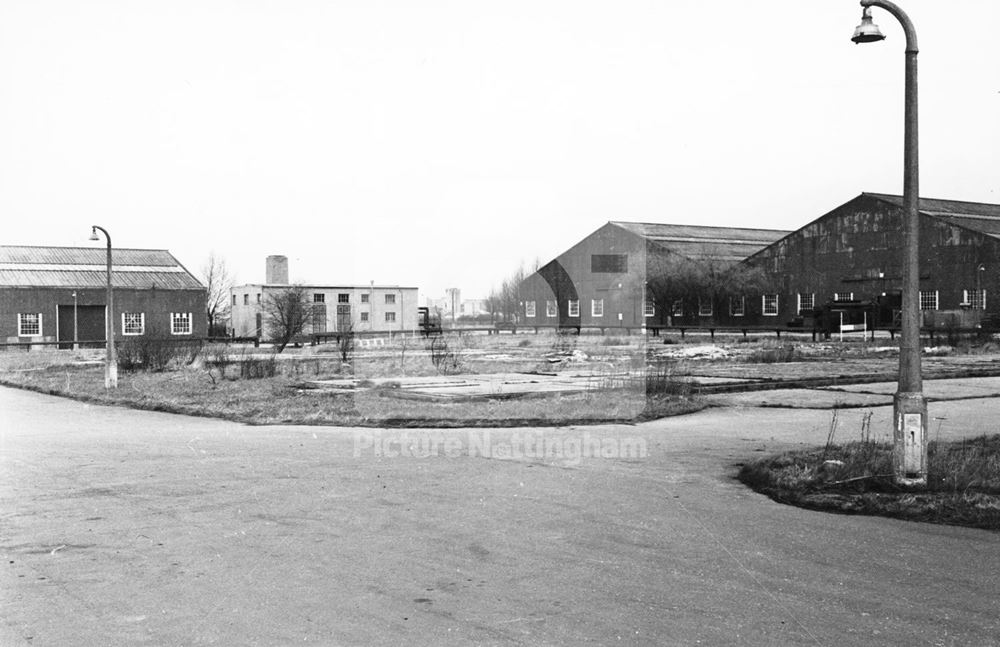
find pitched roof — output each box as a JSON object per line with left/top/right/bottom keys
{"left": 867, "top": 193, "right": 1000, "bottom": 239}
{"left": 611, "top": 221, "right": 790, "bottom": 263}
{"left": 0, "top": 246, "right": 204, "bottom": 290}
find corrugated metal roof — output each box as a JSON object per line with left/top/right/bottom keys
{"left": 0, "top": 246, "right": 204, "bottom": 289}
{"left": 867, "top": 193, "right": 1000, "bottom": 239}
{"left": 611, "top": 221, "right": 790, "bottom": 262}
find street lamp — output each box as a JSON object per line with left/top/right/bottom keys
{"left": 89, "top": 225, "right": 118, "bottom": 389}
{"left": 852, "top": 0, "right": 925, "bottom": 486}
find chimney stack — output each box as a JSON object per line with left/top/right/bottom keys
{"left": 266, "top": 255, "right": 289, "bottom": 285}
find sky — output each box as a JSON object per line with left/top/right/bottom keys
{"left": 1, "top": 1, "right": 997, "bottom": 300}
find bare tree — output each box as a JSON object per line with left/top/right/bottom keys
{"left": 201, "top": 252, "right": 233, "bottom": 337}
{"left": 646, "top": 243, "right": 770, "bottom": 325}
{"left": 263, "top": 285, "right": 313, "bottom": 353}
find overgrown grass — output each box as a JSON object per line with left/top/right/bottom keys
{"left": 739, "top": 428, "right": 1000, "bottom": 530}
{"left": 0, "top": 360, "right": 701, "bottom": 427}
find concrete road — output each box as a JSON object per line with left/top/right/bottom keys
{"left": 1, "top": 386, "right": 999, "bottom": 646}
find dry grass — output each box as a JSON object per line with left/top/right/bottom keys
{"left": 739, "top": 416, "right": 1000, "bottom": 530}
{"left": 0, "top": 346, "right": 700, "bottom": 427}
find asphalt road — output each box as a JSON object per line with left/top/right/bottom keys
{"left": 1, "top": 385, "right": 999, "bottom": 646}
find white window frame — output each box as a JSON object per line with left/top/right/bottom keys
{"left": 122, "top": 312, "right": 145, "bottom": 336}
{"left": 730, "top": 296, "right": 745, "bottom": 317}
{"left": 919, "top": 290, "right": 939, "bottom": 311}
{"left": 546, "top": 300, "right": 557, "bottom": 318}
{"left": 644, "top": 298, "right": 655, "bottom": 318}
{"left": 762, "top": 294, "right": 779, "bottom": 316}
{"left": 170, "top": 312, "right": 192, "bottom": 335}
{"left": 591, "top": 299, "right": 604, "bottom": 317}
{"left": 385, "top": 311, "right": 396, "bottom": 322}
{"left": 361, "top": 293, "right": 370, "bottom": 303}
{"left": 834, "top": 292, "right": 854, "bottom": 302}
{"left": 568, "top": 300, "right": 580, "bottom": 317}
{"left": 385, "top": 294, "right": 396, "bottom": 305}
{"left": 963, "top": 289, "right": 986, "bottom": 310}
{"left": 18, "top": 313, "right": 42, "bottom": 337}
{"left": 698, "top": 297, "right": 713, "bottom": 317}
{"left": 360, "top": 311, "right": 370, "bottom": 322}
{"left": 525, "top": 301, "right": 536, "bottom": 318}
{"left": 797, "top": 293, "right": 815, "bottom": 315}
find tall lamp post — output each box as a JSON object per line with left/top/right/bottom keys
{"left": 89, "top": 225, "right": 118, "bottom": 389}
{"left": 852, "top": 0, "right": 925, "bottom": 486}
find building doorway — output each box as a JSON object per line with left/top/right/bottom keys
{"left": 57, "top": 305, "right": 105, "bottom": 349}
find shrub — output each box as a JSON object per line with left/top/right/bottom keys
{"left": 117, "top": 333, "right": 198, "bottom": 372}
{"left": 746, "top": 344, "right": 798, "bottom": 364}
{"left": 239, "top": 350, "right": 277, "bottom": 379}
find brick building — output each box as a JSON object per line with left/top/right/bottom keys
{"left": 740, "top": 193, "right": 1000, "bottom": 328}
{"left": 518, "top": 222, "right": 789, "bottom": 329}
{"left": 230, "top": 256, "right": 419, "bottom": 338}
{"left": 0, "top": 245, "right": 207, "bottom": 347}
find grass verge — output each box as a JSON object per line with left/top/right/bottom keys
{"left": 0, "top": 362, "right": 703, "bottom": 428}
{"left": 739, "top": 434, "right": 1000, "bottom": 531}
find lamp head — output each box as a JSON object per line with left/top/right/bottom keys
{"left": 89, "top": 227, "right": 100, "bottom": 241}
{"left": 851, "top": 7, "right": 886, "bottom": 44}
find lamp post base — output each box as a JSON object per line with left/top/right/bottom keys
{"left": 105, "top": 363, "right": 118, "bottom": 390}
{"left": 893, "top": 391, "right": 927, "bottom": 486}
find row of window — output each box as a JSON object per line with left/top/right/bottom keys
{"left": 522, "top": 296, "right": 780, "bottom": 318}
{"left": 356, "top": 312, "right": 396, "bottom": 323}
{"left": 16, "top": 312, "right": 192, "bottom": 337}
{"left": 795, "top": 290, "right": 987, "bottom": 313}
{"left": 235, "top": 293, "right": 396, "bottom": 306}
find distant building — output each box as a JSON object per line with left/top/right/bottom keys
{"left": 0, "top": 245, "right": 207, "bottom": 346}
{"left": 230, "top": 256, "right": 419, "bottom": 338}
{"left": 741, "top": 193, "right": 1000, "bottom": 327}
{"left": 518, "top": 221, "right": 788, "bottom": 329}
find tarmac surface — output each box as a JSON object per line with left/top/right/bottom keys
{"left": 2, "top": 383, "right": 999, "bottom": 646}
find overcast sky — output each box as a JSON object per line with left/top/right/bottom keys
{"left": 1, "top": 1, "right": 997, "bottom": 299}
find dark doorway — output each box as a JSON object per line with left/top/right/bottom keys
{"left": 336, "top": 305, "right": 351, "bottom": 331}
{"left": 58, "top": 305, "right": 106, "bottom": 349}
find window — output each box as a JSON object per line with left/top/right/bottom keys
{"left": 730, "top": 296, "right": 745, "bottom": 317}
{"left": 698, "top": 298, "right": 713, "bottom": 317}
{"left": 385, "top": 294, "right": 396, "bottom": 305}
{"left": 243, "top": 294, "right": 249, "bottom": 306}
{"left": 171, "top": 312, "right": 192, "bottom": 335}
{"left": 18, "top": 313, "right": 41, "bottom": 336}
{"left": 525, "top": 301, "right": 536, "bottom": 318}
{"left": 360, "top": 312, "right": 369, "bottom": 322}
{"left": 385, "top": 312, "right": 396, "bottom": 322}
{"left": 122, "top": 312, "right": 145, "bottom": 336}
{"left": 919, "top": 290, "right": 939, "bottom": 310}
{"left": 313, "top": 293, "right": 325, "bottom": 303}
{"left": 671, "top": 300, "right": 684, "bottom": 316}
{"left": 568, "top": 300, "right": 580, "bottom": 317}
{"left": 834, "top": 292, "right": 854, "bottom": 302}
{"left": 762, "top": 294, "right": 779, "bottom": 316}
{"left": 232, "top": 294, "right": 237, "bottom": 306}
{"left": 546, "top": 300, "right": 557, "bottom": 317}
{"left": 591, "top": 254, "right": 627, "bottom": 273}
{"left": 797, "top": 293, "right": 815, "bottom": 315}
{"left": 361, "top": 293, "right": 370, "bottom": 303}
{"left": 256, "top": 293, "right": 261, "bottom": 304}
{"left": 591, "top": 299, "right": 604, "bottom": 317}
{"left": 644, "top": 298, "right": 655, "bottom": 318}
{"left": 338, "top": 293, "right": 350, "bottom": 304}
{"left": 964, "top": 289, "right": 986, "bottom": 310}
